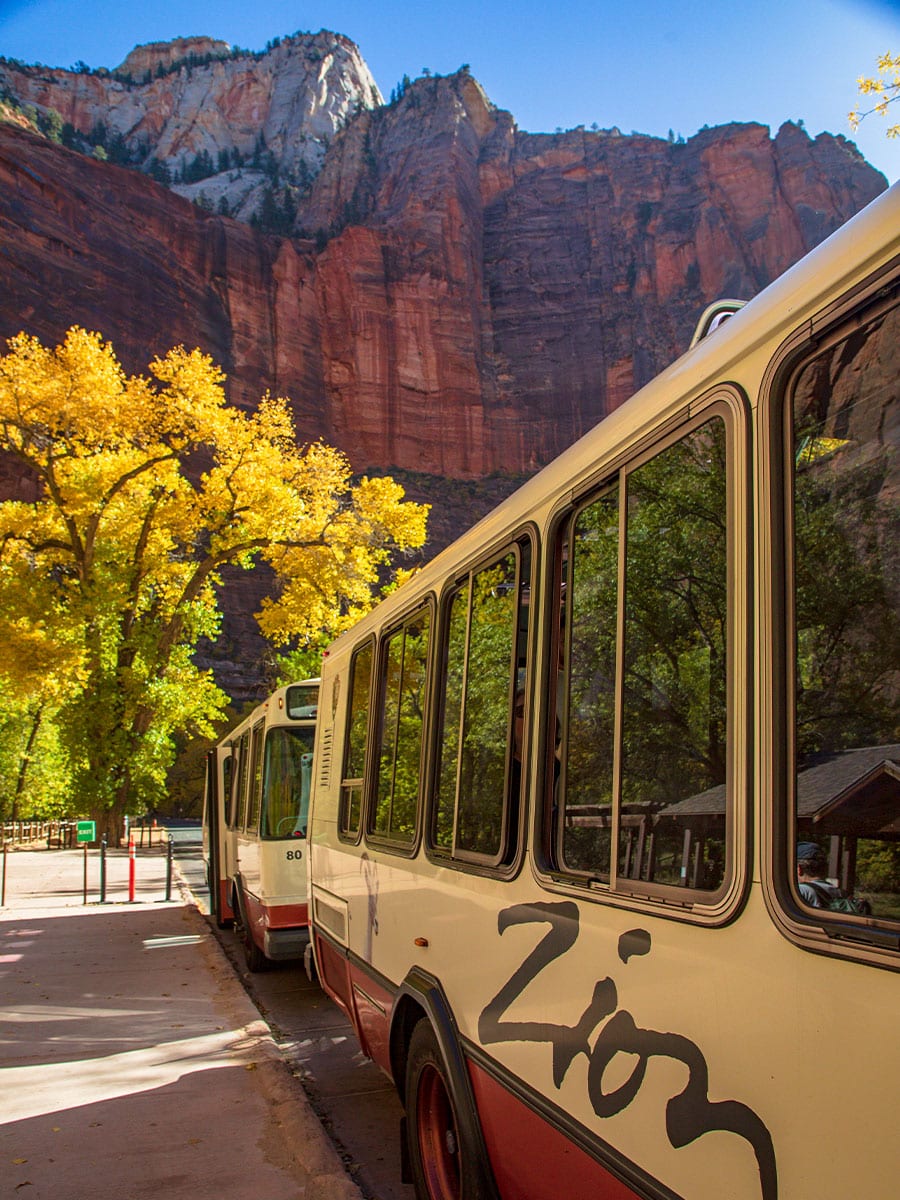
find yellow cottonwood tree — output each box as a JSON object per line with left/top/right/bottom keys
{"left": 0, "top": 328, "right": 428, "bottom": 837}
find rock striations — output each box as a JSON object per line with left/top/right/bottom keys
{"left": 0, "top": 32, "right": 381, "bottom": 219}
{"left": 0, "top": 37, "right": 886, "bottom": 488}
{"left": 0, "top": 35, "right": 887, "bottom": 695}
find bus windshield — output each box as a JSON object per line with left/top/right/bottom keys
{"left": 261, "top": 725, "right": 316, "bottom": 839}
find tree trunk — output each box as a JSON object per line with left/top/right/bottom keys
{"left": 12, "top": 705, "right": 44, "bottom": 822}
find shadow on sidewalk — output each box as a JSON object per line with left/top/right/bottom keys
{"left": 0, "top": 905, "right": 335, "bottom": 1200}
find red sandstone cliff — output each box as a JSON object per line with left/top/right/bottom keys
{"left": 0, "top": 70, "right": 884, "bottom": 487}
{"left": 0, "top": 57, "right": 887, "bottom": 697}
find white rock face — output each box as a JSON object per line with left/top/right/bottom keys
{"left": 0, "top": 30, "right": 382, "bottom": 214}
{"left": 116, "top": 36, "right": 231, "bottom": 78}
{"left": 170, "top": 170, "right": 271, "bottom": 221}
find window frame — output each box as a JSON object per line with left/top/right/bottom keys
{"left": 260, "top": 723, "right": 316, "bottom": 841}
{"left": 231, "top": 730, "right": 251, "bottom": 831}
{"left": 426, "top": 534, "right": 534, "bottom": 874}
{"left": 365, "top": 599, "right": 435, "bottom": 855}
{"left": 535, "top": 390, "right": 751, "bottom": 923}
{"left": 763, "top": 261, "right": 900, "bottom": 965}
{"left": 245, "top": 720, "right": 265, "bottom": 834}
{"left": 338, "top": 637, "right": 376, "bottom": 845}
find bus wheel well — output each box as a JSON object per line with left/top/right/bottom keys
{"left": 390, "top": 995, "right": 427, "bottom": 1105}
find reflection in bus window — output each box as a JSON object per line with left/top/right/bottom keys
{"left": 262, "top": 726, "right": 316, "bottom": 839}
{"left": 434, "top": 546, "right": 530, "bottom": 863}
{"left": 286, "top": 684, "right": 318, "bottom": 719}
{"left": 340, "top": 640, "right": 373, "bottom": 838}
{"left": 560, "top": 490, "right": 618, "bottom": 876}
{"left": 620, "top": 419, "right": 729, "bottom": 890}
{"left": 233, "top": 731, "right": 251, "bottom": 830}
{"left": 372, "top": 609, "right": 431, "bottom": 844}
{"left": 790, "top": 302, "right": 900, "bottom": 921}
{"left": 557, "top": 418, "right": 730, "bottom": 894}
{"left": 247, "top": 722, "right": 265, "bottom": 834}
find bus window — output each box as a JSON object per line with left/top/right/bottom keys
{"left": 286, "top": 683, "right": 318, "bottom": 719}
{"left": 222, "top": 755, "right": 233, "bottom": 819}
{"left": 554, "top": 416, "right": 731, "bottom": 897}
{"left": 234, "top": 731, "right": 251, "bottom": 830}
{"left": 433, "top": 543, "right": 530, "bottom": 865}
{"left": 261, "top": 726, "right": 316, "bottom": 839}
{"left": 340, "top": 639, "right": 373, "bottom": 839}
{"left": 370, "top": 608, "right": 431, "bottom": 845}
{"left": 619, "top": 419, "right": 729, "bottom": 891}
{"left": 246, "top": 721, "right": 264, "bottom": 834}
{"left": 558, "top": 489, "right": 618, "bottom": 877}
{"left": 788, "top": 298, "right": 899, "bottom": 924}
{"left": 224, "top": 741, "right": 238, "bottom": 829}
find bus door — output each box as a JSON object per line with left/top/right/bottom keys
{"left": 203, "top": 745, "right": 234, "bottom": 925}
{"left": 236, "top": 720, "right": 265, "bottom": 899}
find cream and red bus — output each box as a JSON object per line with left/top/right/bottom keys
{"left": 202, "top": 679, "right": 318, "bottom": 970}
{"left": 306, "top": 183, "right": 899, "bottom": 1200}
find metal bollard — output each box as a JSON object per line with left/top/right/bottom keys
{"left": 128, "top": 834, "right": 136, "bottom": 902}
{"left": 1, "top": 845, "right": 6, "bottom": 907}
{"left": 165, "top": 835, "right": 174, "bottom": 902}
{"left": 100, "top": 836, "right": 107, "bottom": 903}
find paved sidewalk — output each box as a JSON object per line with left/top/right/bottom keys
{"left": 0, "top": 846, "right": 363, "bottom": 1200}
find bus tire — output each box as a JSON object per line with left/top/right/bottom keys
{"left": 405, "top": 1019, "right": 478, "bottom": 1200}
{"left": 242, "top": 924, "right": 268, "bottom": 973}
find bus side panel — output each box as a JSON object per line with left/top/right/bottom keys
{"left": 240, "top": 885, "right": 266, "bottom": 950}
{"left": 257, "top": 840, "right": 309, "bottom": 924}
{"left": 349, "top": 962, "right": 394, "bottom": 1074}
{"left": 470, "top": 1063, "right": 642, "bottom": 1200}
{"left": 236, "top": 833, "right": 261, "bottom": 903}
{"left": 314, "top": 932, "right": 357, "bottom": 1025}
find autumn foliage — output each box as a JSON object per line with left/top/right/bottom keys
{"left": 0, "top": 328, "right": 428, "bottom": 832}
{"left": 850, "top": 52, "right": 900, "bottom": 139}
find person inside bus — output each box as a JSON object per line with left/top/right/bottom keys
{"left": 796, "top": 842, "right": 843, "bottom": 907}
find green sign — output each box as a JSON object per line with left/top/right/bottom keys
{"left": 76, "top": 820, "right": 96, "bottom": 844}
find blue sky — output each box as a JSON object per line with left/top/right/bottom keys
{"left": 1, "top": 0, "right": 898, "bottom": 181}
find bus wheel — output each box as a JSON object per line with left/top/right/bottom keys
{"left": 242, "top": 922, "right": 268, "bottom": 973}
{"left": 406, "top": 1021, "right": 472, "bottom": 1200}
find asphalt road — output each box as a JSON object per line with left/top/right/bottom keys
{"left": 168, "top": 823, "right": 413, "bottom": 1200}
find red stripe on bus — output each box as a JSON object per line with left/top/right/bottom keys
{"left": 241, "top": 891, "right": 308, "bottom": 929}
{"left": 468, "top": 1060, "right": 642, "bottom": 1200}
{"left": 262, "top": 901, "right": 309, "bottom": 928}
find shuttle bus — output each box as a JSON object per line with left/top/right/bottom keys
{"left": 202, "top": 679, "right": 319, "bottom": 970}
{"left": 305, "top": 183, "right": 900, "bottom": 1200}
